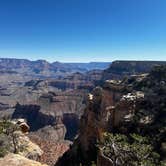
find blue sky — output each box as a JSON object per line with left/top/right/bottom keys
{"left": 0, "top": 0, "right": 166, "bottom": 62}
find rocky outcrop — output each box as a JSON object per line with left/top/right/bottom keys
{"left": 102, "top": 60, "right": 166, "bottom": 80}
{"left": 56, "top": 65, "right": 166, "bottom": 166}
{"left": 0, "top": 153, "right": 47, "bottom": 166}
{"left": 0, "top": 119, "right": 45, "bottom": 165}
{"left": 56, "top": 87, "right": 117, "bottom": 166}
{"left": 15, "top": 131, "right": 43, "bottom": 160}
{"left": 10, "top": 118, "right": 30, "bottom": 133}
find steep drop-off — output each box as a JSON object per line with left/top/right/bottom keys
{"left": 102, "top": 60, "right": 166, "bottom": 80}
{"left": 56, "top": 65, "right": 166, "bottom": 166}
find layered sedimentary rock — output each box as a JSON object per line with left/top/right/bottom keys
{"left": 11, "top": 88, "right": 86, "bottom": 141}
{"left": 56, "top": 65, "right": 166, "bottom": 166}
{"left": 0, "top": 62, "right": 104, "bottom": 165}
{"left": 0, "top": 58, "right": 110, "bottom": 78}
{"left": 55, "top": 83, "right": 123, "bottom": 165}
{"left": 1, "top": 60, "right": 166, "bottom": 165}
{"left": 102, "top": 60, "right": 166, "bottom": 80}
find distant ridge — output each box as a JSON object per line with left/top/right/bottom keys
{"left": 102, "top": 60, "right": 166, "bottom": 80}
{"left": 0, "top": 58, "right": 111, "bottom": 64}
{"left": 0, "top": 58, "right": 111, "bottom": 78}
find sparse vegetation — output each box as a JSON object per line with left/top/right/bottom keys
{"left": 98, "top": 66, "right": 166, "bottom": 165}
{"left": 0, "top": 119, "right": 21, "bottom": 157}
{"left": 99, "top": 132, "right": 160, "bottom": 166}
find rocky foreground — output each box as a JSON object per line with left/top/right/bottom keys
{"left": 0, "top": 119, "right": 47, "bottom": 165}
{"left": 0, "top": 154, "right": 47, "bottom": 166}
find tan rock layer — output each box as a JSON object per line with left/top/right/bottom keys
{"left": 0, "top": 154, "right": 48, "bottom": 166}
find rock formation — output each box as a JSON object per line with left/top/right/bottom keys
{"left": 1, "top": 60, "right": 166, "bottom": 166}
{"left": 0, "top": 153, "right": 47, "bottom": 166}
{"left": 56, "top": 65, "right": 166, "bottom": 166}
{"left": 0, "top": 119, "right": 45, "bottom": 166}
{"left": 102, "top": 60, "right": 166, "bottom": 80}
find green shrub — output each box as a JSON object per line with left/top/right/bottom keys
{"left": 0, "top": 120, "right": 21, "bottom": 156}
{"left": 99, "top": 132, "right": 160, "bottom": 166}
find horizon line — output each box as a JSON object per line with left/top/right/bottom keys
{"left": 0, "top": 57, "right": 166, "bottom": 63}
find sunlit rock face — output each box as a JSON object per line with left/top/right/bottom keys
{"left": 55, "top": 86, "right": 119, "bottom": 166}
{"left": 102, "top": 60, "right": 166, "bottom": 80}
{"left": 0, "top": 154, "right": 48, "bottom": 166}
{"left": 0, "top": 118, "right": 45, "bottom": 166}
{"left": 16, "top": 131, "right": 43, "bottom": 160}
{"left": 56, "top": 65, "right": 166, "bottom": 166}
{"left": 11, "top": 90, "right": 86, "bottom": 141}
{"left": 0, "top": 58, "right": 112, "bottom": 166}
{"left": 0, "top": 58, "right": 106, "bottom": 137}
{"left": 1, "top": 59, "right": 166, "bottom": 166}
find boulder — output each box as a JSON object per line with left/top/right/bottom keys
{"left": 0, "top": 153, "right": 47, "bottom": 166}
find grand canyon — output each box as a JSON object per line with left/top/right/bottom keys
{"left": 0, "top": 58, "right": 165, "bottom": 166}
{"left": 1, "top": 0, "right": 166, "bottom": 165}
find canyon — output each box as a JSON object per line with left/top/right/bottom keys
{"left": 0, "top": 58, "right": 110, "bottom": 165}
{"left": 0, "top": 59, "right": 166, "bottom": 166}
{"left": 56, "top": 64, "right": 166, "bottom": 166}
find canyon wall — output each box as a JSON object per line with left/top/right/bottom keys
{"left": 56, "top": 65, "right": 166, "bottom": 166}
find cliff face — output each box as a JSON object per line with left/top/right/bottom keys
{"left": 12, "top": 95, "right": 84, "bottom": 141}
{"left": 100, "top": 66, "right": 166, "bottom": 165}
{"left": 12, "top": 104, "right": 55, "bottom": 131}
{"left": 55, "top": 85, "right": 123, "bottom": 166}
{"left": 1, "top": 60, "right": 166, "bottom": 165}
{"left": 0, "top": 60, "right": 105, "bottom": 166}
{"left": 56, "top": 65, "right": 166, "bottom": 166}
{"left": 102, "top": 60, "right": 166, "bottom": 80}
